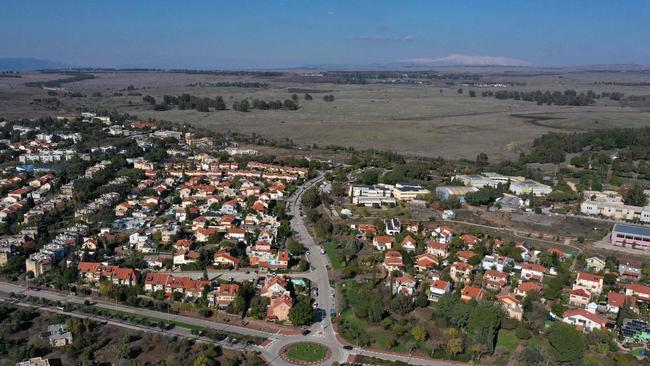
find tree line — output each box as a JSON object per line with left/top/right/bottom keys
{"left": 142, "top": 93, "right": 307, "bottom": 112}
{"left": 481, "top": 89, "right": 596, "bottom": 106}
{"left": 25, "top": 72, "right": 95, "bottom": 88}
{"left": 521, "top": 127, "right": 650, "bottom": 163}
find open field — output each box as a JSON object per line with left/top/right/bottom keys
{"left": 2, "top": 69, "right": 650, "bottom": 160}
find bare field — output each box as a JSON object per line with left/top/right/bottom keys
{"left": 2, "top": 70, "right": 650, "bottom": 160}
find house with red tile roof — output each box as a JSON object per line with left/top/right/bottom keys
{"left": 356, "top": 224, "right": 377, "bottom": 239}
{"left": 573, "top": 272, "right": 604, "bottom": 295}
{"left": 461, "top": 286, "right": 484, "bottom": 302}
{"left": 266, "top": 294, "right": 293, "bottom": 322}
{"left": 483, "top": 270, "right": 508, "bottom": 290}
{"left": 225, "top": 228, "right": 246, "bottom": 241}
{"left": 213, "top": 251, "right": 241, "bottom": 267}
{"left": 174, "top": 239, "right": 194, "bottom": 250}
{"left": 460, "top": 234, "right": 479, "bottom": 248}
{"left": 625, "top": 283, "right": 650, "bottom": 302}
{"left": 426, "top": 241, "right": 448, "bottom": 258}
{"left": 432, "top": 226, "right": 454, "bottom": 244}
{"left": 77, "top": 262, "right": 138, "bottom": 287}
{"left": 394, "top": 276, "right": 416, "bottom": 296}
{"left": 195, "top": 227, "right": 218, "bottom": 242}
{"left": 373, "top": 235, "right": 394, "bottom": 251}
{"left": 144, "top": 273, "right": 173, "bottom": 293}
{"left": 450, "top": 262, "right": 473, "bottom": 284}
{"left": 548, "top": 247, "right": 571, "bottom": 260}
{"left": 261, "top": 276, "right": 289, "bottom": 298}
{"left": 415, "top": 253, "right": 438, "bottom": 271}
{"left": 191, "top": 216, "right": 208, "bottom": 230}
{"left": 516, "top": 282, "right": 543, "bottom": 298}
{"left": 562, "top": 309, "right": 607, "bottom": 332}
{"left": 400, "top": 235, "right": 417, "bottom": 251}
{"left": 520, "top": 263, "right": 546, "bottom": 282}
{"left": 618, "top": 259, "right": 642, "bottom": 278}
{"left": 173, "top": 250, "right": 200, "bottom": 266}
{"left": 456, "top": 250, "right": 477, "bottom": 263}
{"left": 210, "top": 283, "right": 240, "bottom": 308}
{"left": 496, "top": 295, "right": 523, "bottom": 321}
{"left": 569, "top": 288, "right": 592, "bottom": 308}
{"left": 383, "top": 250, "right": 403, "bottom": 272}
{"left": 607, "top": 291, "right": 626, "bottom": 314}
{"left": 428, "top": 279, "right": 451, "bottom": 302}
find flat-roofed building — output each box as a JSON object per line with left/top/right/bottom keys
{"left": 610, "top": 223, "right": 650, "bottom": 251}
{"left": 581, "top": 201, "right": 650, "bottom": 222}
{"left": 435, "top": 186, "right": 478, "bottom": 203}
{"left": 392, "top": 183, "right": 430, "bottom": 201}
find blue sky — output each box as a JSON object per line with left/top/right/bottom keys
{"left": 2, "top": 0, "right": 649, "bottom": 68}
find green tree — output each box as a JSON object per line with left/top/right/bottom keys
{"left": 547, "top": 323, "right": 587, "bottom": 362}
{"left": 411, "top": 325, "right": 428, "bottom": 342}
{"left": 288, "top": 299, "right": 314, "bottom": 326}
{"left": 193, "top": 354, "right": 217, "bottom": 366}
{"left": 623, "top": 184, "right": 648, "bottom": 206}
{"left": 466, "top": 302, "right": 502, "bottom": 354}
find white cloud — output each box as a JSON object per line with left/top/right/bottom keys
{"left": 327, "top": 11, "right": 335, "bottom": 16}
{"left": 401, "top": 54, "right": 529, "bottom": 66}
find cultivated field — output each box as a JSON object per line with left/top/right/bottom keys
{"left": 2, "top": 69, "right": 650, "bottom": 160}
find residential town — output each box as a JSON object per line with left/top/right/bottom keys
{"left": 0, "top": 111, "right": 647, "bottom": 366}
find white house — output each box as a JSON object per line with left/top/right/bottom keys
{"left": 562, "top": 309, "right": 606, "bottom": 332}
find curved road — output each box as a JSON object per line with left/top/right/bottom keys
{"left": 0, "top": 175, "right": 459, "bottom": 366}
{"left": 268, "top": 175, "right": 458, "bottom": 366}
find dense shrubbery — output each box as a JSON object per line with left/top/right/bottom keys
{"left": 482, "top": 89, "right": 596, "bottom": 106}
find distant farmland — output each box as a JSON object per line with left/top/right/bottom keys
{"left": 2, "top": 69, "right": 650, "bottom": 161}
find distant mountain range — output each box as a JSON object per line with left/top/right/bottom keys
{"left": 0, "top": 58, "right": 70, "bottom": 71}
{"left": 2, "top": 56, "right": 649, "bottom": 72}
{"left": 398, "top": 54, "right": 531, "bottom": 67}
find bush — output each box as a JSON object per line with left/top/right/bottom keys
{"left": 515, "top": 326, "right": 531, "bottom": 340}
{"left": 501, "top": 317, "right": 519, "bottom": 330}
{"left": 198, "top": 308, "right": 213, "bottom": 318}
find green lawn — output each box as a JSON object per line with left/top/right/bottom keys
{"left": 324, "top": 241, "right": 345, "bottom": 269}
{"left": 284, "top": 342, "right": 328, "bottom": 362}
{"left": 102, "top": 308, "right": 204, "bottom": 331}
{"left": 526, "top": 336, "right": 547, "bottom": 352}
{"left": 496, "top": 329, "right": 519, "bottom": 354}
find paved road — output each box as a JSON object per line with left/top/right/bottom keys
{"left": 0, "top": 176, "right": 460, "bottom": 366}
{"left": 0, "top": 295, "right": 253, "bottom": 354}
{"left": 154, "top": 269, "right": 320, "bottom": 282}
{"left": 0, "top": 281, "right": 273, "bottom": 339}
{"left": 268, "top": 175, "right": 459, "bottom": 366}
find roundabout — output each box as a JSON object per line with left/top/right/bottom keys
{"left": 280, "top": 342, "right": 331, "bottom": 365}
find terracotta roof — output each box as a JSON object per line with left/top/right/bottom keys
{"left": 416, "top": 253, "right": 438, "bottom": 267}
{"left": 426, "top": 241, "right": 447, "bottom": 251}
{"left": 570, "top": 288, "right": 592, "bottom": 299}
{"left": 396, "top": 276, "right": 416, "bottom": 285}
{"left": 518, "top": 282, "right": 542, "bottom": 293}
{"left": 522, "top": 263, "right": 546, "bottom": 273}
{"left": 214, "top": 251, "right": 241, "bottom": 265}
{"left": 496, "top": 294, "right": 519, "bottom": 306}
{"left": 452, "top": 261, "right": 473, "bottom": 271}
{"left": 461, "top": 286, "right": 483, "bottom": 299}
{"left": 577, "top": 272, "right": 603, "bottom": 283}
{"left": 457, "top": 251, "right": 476, "bottom": 260}
{"left": 607, "top": 291, "right": 626, "bottom": 308}
{"left": 217, "top": 283, "right": 240, "bottom": 297}
{"left": 431, "top": 279, "right": 449, "bottom": 290}
{"left": 563, "top": 308, "right": 606, "bottom": 326}
{"left": 374, "top": 235, "right": 394, "bottom": 244}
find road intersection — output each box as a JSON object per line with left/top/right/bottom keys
{"left": 0, "top": 175, "right": 458, "bottom": 366}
